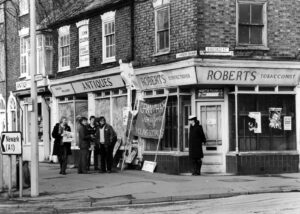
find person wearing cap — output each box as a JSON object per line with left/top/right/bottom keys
{"left": 188, "top": 115, "right": 206, "bottom": 175}
{"left": 78, "top": 117, "right": 91, "bottom": 174}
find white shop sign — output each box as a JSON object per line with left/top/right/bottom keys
{"left": 51, "top": 83, "right": 75, "bottom": 97}
{"left": 197, "top": 67, "right": 299, "bottom": 86}
{"left": 137, "top": 67, "right": 197, "bottom": 90}
{"left": 78, "top": 24, "right": 89, "bottom": 67}
{"left": 0, "top": 132, "right": 22, "bottom": 155}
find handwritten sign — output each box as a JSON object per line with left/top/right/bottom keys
{"left": 133, "top": 98, "right": 167, "bottom": 139}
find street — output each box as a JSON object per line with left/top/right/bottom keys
{"left": 81, "top": 192, "right": 300, "bottom": 214}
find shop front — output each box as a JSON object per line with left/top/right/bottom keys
{"left": 49, "top": 71, "right": 128, "bottom": 166}
{"left": 196, "top": 60, "right": 300, "bottom": 174}
{"left": 134, "top": 58, "right": 300, "bottom": 175}
{"left": 14, "top": 77, "right": 51, "bottom": 162}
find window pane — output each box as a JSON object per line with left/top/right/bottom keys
{"left": 112, "top": 22, "right": 115, "bottom": 33}
{"left": 106, "top": 46, "right": 110, "bottom": 58}
{"left": 239, "top": 4, "right": 250, "bottom": 24}
{"left": 238, "top": 25, "right": 250, "bottom": 43}
{"left": 250, "top": 26, "right": 262, "bottom": 44}
{"left": 157, "top": 8, "right": 169, "bottom": 30}
{"left": 251, "top": 4, "right": 263, "bottom": 24}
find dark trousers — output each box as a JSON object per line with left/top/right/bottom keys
{"left": 58, "top": 146, "right": 68, "bottom": 173}
{"left": 87, "top": 146, "right": 100, "bottom": 170}
{"left": 78, "top": 149, "right": 89, "bottom": 173}
{"left": 100, "top": 144, "right": 113, "bottom": 172}
{"left": 192, "top": 158, "right": 202, "bottom": 175}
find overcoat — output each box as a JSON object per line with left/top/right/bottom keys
{"left": 52, "top": 123, "right": 72, "bottom": 156}
{"left": 189, "top": 121, "right": 206, "bottom": 158}
{"left": 78, "top": 124, "right": 90, "bottom": 149}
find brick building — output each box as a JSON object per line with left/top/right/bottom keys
{"left": 48, "top": 0, "right": 300, "bottom": 175}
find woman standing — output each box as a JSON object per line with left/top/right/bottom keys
{"left": 52, "top": 117, "right": 72, "bottom": 175}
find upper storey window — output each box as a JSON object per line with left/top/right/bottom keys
{"left": 101, "top": 11, "right": 116, "bottom": 64}
{"left": 154, "top": 0, "right": 170, "bottom": 54}
{"left": 19, "top": 0, "right": 29, "bottom": 16}
{"left": 237, "top": 2, "right": 267, "bottom": 47}
{"left": 58, "top": 26, "right": 70, "bottom": 72}
{"left": 0, "top": 4, "right": 4, "bottom": 23}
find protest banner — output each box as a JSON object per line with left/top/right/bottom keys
{"left": 133, "top": 98, "right": 167, "bottom": 139}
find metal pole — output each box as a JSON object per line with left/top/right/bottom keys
{"left": 30, "top": 0, "right": 39, "bottom": 197}
{"left": 8, "top": 155, "right": 12, "bottom": 198}
{"left": 235, "top": 85, "right": 239, "bottom": 153}
{"left": 19, "top": 156, "right": 23, "bottom": 198}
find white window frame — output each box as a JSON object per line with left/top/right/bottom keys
{"left": 76, "top": 19, "right": 90, "bottom": 68}
{"left": 19, "top": 28, "right": 30, "bottom": 78}
{"left": 19, "top": 0, "right": 29, "bottom": 16}
{"left": 58, "top": 25, "right": 70, "bottom": 72}
{"left": 101, "top": 11, "right": 116, "bottom": 64}
{"left": 154, "top": 5, "right": 170, "bottom": 54}
{"left": 236, "top": 0, "right": 267, "bottom": 48}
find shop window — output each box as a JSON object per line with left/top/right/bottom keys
{"left": 182, "top": 97, "right": 191, "bottom": 150}
{"left": 38, "top": 103, "right": 43, "bottom": 142}
{"left": 101, "top": 11, "right": 116, "bottom": 63}
{"left": 58, "top": 25, "right": 70, "bottom": 72}
{"left": 155, "top": 6, "right": 170, "bottom": 53}
{"left": 237, "top": 2, "right": 267, "bottom": 46}
{"left": 229, "top": 94, "right": 296, "bottom": 151}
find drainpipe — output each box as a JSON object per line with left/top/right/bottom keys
{"left": 4, "top": 1, "right": 8, "bottom": 131}
{"left": 130, "top": 0, "right": 135, "bottom": 62}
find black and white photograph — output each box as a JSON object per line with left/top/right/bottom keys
{"left": 0, "top": 0, "right": 300, "bottom": 213}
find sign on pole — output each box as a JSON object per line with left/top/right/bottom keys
{"left": 0, "top": 132, "right": 22, "bottom": 155}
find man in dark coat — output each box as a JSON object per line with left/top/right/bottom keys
{"left": 52, "top": 116, "right": 72, "bottom": 175}
{"left": 188, "top": 115, "right": 206, "bottom": 175}
{"left": 78, "top": 117, "right": 90, "bottom": 174}
{"left": 95, "top": 116, "right": 117, "bottom": 173}
{"left": 87, "top": 116, "right": 99, "bottom": 171}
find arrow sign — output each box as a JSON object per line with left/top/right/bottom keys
{"left": 0, "top": 132, "right": 22, "bottom": 155}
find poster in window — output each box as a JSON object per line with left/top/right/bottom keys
{"left": 248, "top": 112, "right": 261, "bottom": 133}
{"left": 269, "top": 107, "right": 282, "bottom": 129}
{"left": 284, "top": 116, "right": 292, "bottom": 131}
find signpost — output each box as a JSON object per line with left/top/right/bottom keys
{"left": 0, "top": 132, "right": 23, "bottom": 197}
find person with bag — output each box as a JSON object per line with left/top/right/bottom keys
{"left": 95, "top": 116, "right": 117, "bottom": 173}
{"left": 188, "top": 115, "right": 206, "bottom": 176}
{"left": 52, "top": 116, "right": 72, "bottom": 175}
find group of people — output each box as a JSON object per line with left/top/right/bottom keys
{"left": 52, "top": 116, "right": 117, "bottom": 175}
{"left": 51, "top": 114, "right": 206, "bottom": 176}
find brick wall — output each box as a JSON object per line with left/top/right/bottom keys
{"left": 134, "top": 0, "right": 198, "bottom": 67}
{"left": 199, "top": 0, "right": 300, "bottom": 58}
{"left": 52, "top": 5, "right": 132, "bottom": 79}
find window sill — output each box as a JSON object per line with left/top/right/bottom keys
{"left": 76, "top": 65, "right": 90, "bottom": 69}
{"left": 19, "top": 12, "right": 29, "bottom": 17}
{"left": 235, "top": 46, "right": 270, "bottom": 51}
{"left": 153, "top": 50, "right": 170, "bottom": 57}
{"left": 58, "top": 67, "right": 70, "bottom": 72}
{"left": 101, "top": 58, "right": 116, "bottom": 64}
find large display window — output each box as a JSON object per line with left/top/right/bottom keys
{"left": 229, "top": 94, "right": 296, "bottom": 151}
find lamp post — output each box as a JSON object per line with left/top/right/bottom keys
{"left": 30, "top": 0, "right": 39, "bottom": 197}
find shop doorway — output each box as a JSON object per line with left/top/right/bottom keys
{"left": 197, "top": 102, "right": 226, "bottom": 173}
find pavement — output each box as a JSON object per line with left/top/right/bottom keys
{"left": 0, "top": 162, "right": 300, "bottom": 213}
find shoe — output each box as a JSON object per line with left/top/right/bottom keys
{"left": 107, "top": 170, "right": 112, "bottom": 173}
{"left": 94, "top": 167, "right": 100, "bottom": 171}
{"left": 62, "top": 172, "right": 66, "bottom": 175}
{"left": 59, "top": 171, "right": 62, "bottom": 174}
{"left": 100, "top": 170, "right": 107, "bottom": 173}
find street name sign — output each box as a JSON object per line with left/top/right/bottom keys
{"left": 0, "top": 132, "right": 22, "bottom": 155}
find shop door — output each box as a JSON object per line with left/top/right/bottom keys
{"left": 197, "top": 102, "right": 225, "bottom": 173}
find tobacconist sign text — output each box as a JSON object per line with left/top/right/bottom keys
{"left": 137, "top": 67, "right": 197, "bottom": 90}
{"left": 197, "top": 67, "right": 299, "bottom": 86}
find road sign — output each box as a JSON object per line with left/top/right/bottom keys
{"left": 0, "top": 132, "right": 22, "bottom": 155}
